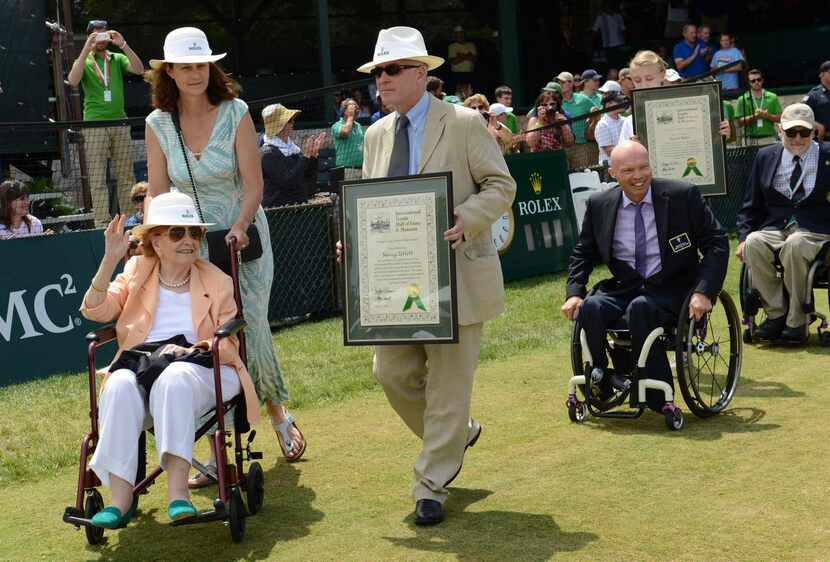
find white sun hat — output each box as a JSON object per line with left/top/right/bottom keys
{"left": 598, "top": 80, "right": 622, "bottom": 93}
{"left": 149, "top": 27, "right": 226, "bottom": 70}
{"left": 489, "top": 103, "right": 513, "bottom": 116}
{"left": 131, "top": 192, "right": 213, "bottom": 237}
{"left": 357, "top": 26, "right": 444, "bottom": 73}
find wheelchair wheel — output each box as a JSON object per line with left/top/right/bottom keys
{"left": 739, "top": 263, "right": 767, "bottom": 343}
{"left": 570, "top": 318, "right": 629, "bottom": 412}
{"left": 567, "top": 400, "right": 587, "bottom": 423}
{"left": 245, "top": 462, "right": 265, "bottom": 515}
{"left": 664, "top": 408, "right": 684, "bottom": 431}
{"left": 228, "top": 487, "right": 246, "bottom": 543}
{"left": 676, "top": 291, "right": 742, "bottom": 417}
{"left": 84, "top": 489, "right": 105, "bottom": 546}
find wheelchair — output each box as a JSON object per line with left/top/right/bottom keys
{"left": 62, "top": 239, "right": 264, "bottom": 544}
{"left": 566, "top": 288, "right": 742, "bottom": 431}
{"left": 739, "top": 242, "right": 830, "bottom": 346}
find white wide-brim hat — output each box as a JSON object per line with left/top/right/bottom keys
{"left": 131, "top": 192, "right": 213, "bottom": 237}
{"left": 149, "top": 27, "right": 226, "bottom": 69}
{"left": 357, "top": 26, "right": 444, "bottom": 73}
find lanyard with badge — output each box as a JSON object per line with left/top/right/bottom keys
{"left": 750, "top": 90, "right": 765, "bottom": 129}
{"left": 90, "top": 53, "right": 112, "bottom": 102}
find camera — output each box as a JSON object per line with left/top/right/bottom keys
{"left": 95, "top": 31, "right": 111, "bottom": 42}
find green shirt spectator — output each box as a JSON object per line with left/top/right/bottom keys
{"left": 735, "top": 88, "right": 782, "bottom": 138}
{"left": 331, "top": 100, "right": 365, "bottom": 168}
{"left": 80, "top": 51, "right": 130, "bottom": 121}
{"left": 504, "top": 113, "right": 519, "bottom": 134}
{"left": 562, "top": 93, "right": 595, "bottom": 144}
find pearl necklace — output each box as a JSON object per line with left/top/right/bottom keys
{"left": 159, "top": 272, "right": 191, "bottom": 289}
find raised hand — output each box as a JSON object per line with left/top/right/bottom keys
{"left": 103, "top": 215, "right": 131, "bottom": 261}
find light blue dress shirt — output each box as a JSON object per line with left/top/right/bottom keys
{"left": 396, "top": 92, "right": 431, "bottom": 175}
{"left": 613, "top": 186, "right": 662, "bottom": 278}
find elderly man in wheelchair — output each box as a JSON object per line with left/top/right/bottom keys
{"left": 736, "top": 103, "right": 830, "bottom": 346}
{"left": 561, "top": 142, "right": 738, "bottom": 430}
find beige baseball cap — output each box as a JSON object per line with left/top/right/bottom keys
{"left": 556, "top": 71, "right": 574, "bottom": 82}
{"left": 780, "top": 103, "right": 815, "bottom": 130}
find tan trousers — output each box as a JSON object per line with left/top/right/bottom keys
{"left": 744, "top": 228, "right": 830, "bottom": 326}
{"left": 373, "top": 323, "right": 483, "bottom": 503}
{"left": 565, "top": 142, "right": 598, "bottom": 171}
{"left": 83, "top": 126, "right": 135, "bottom": 227}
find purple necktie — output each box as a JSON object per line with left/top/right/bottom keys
{"left": 634, "top": 202, "right": 647, "bottom": 279}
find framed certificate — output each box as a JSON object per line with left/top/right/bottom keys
{"left": 632, "top": 81, "right": 727, "bottom": 196}
{"left": 340, "top": 172, "right": 458, "bottom": 345}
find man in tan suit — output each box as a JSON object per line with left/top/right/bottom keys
{"left": 356, "top": 26, "right": 516, "bottom": 525}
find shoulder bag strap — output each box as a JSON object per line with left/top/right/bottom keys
{"left": 171, "top": 111, "right": 206, "bottom": 223}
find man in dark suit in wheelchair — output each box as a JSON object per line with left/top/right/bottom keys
{"left": 736, "top": 103, "right": 830, "bottom": 344}
{"left": 561, "top": 141, "right": 729, "bottom": 412}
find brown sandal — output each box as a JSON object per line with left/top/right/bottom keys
{"left": 272, "top": 413, "right": 307, "bottom": 462}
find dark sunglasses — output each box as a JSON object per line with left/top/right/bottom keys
{"left": 470, "top": 105, "right": 488, "bottom": 111}
{"left": 132, "top": 194, "right": 146, "bottom": 204}
{"left": 749, "top": 77, "right": 763, "bottom": 83}
{"left": 785, "top": 128, "right": 812, "bottom": 139}
{"left": 166, "top": 226, "right": 205, "bottom": 242}
{"left": 370, "top": 63, "right": 422, "bottom": 78}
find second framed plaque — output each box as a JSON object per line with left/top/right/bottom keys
{"left": 340, "top": 172, "right": 458, "bottom": 345}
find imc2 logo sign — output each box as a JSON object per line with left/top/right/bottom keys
{"left": 0, "top": 274, "right": 82, "bottom": 342}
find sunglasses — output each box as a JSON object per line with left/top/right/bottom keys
{"left": 166, "top": 226, "right": 205, "bottom": 242}
{"left": 470, "top": 105, "right": 487, "bottom": 111}
{"left": 132, "top": 194, "right": 146, "bottom": 204}
{"left": 370, "top": 63, "right": 422, "bottom": 78}
{"left": 785, "top": 128, "right": 812, "bottom": 139}
{"left": 749, "top": 77, "right": 763, "bottom": 83}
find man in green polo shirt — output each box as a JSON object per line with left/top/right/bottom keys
{"left": 494, "top": 85, "right": 519, "bottom": 134}
{"left": 67, "top": 20, "right": 144, "bottom": 227}
{"left": 331, "top": 98, "right": 365, "bottom": 179}
{"left": 735, "top": 69, "right": 782, "bottom": 146}
{"left": 557, "top": 71, "right": 598, "bottom": 169}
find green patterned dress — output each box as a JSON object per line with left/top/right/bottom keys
{"left": 146, "top": 98, "right": 288, "bottom": 403}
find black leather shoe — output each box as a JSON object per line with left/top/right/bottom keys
{"left": 756, "top": 316, "right": 787, "bottom": 340}
{"left": 780, "top": 324, "right": 808, "bottom": 344}
{"left": 414, "top": 499, "right": 445, "bottom": 526}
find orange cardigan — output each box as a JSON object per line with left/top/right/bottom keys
{"left": 80, "top": 256, "right": 260, "bottom": 425}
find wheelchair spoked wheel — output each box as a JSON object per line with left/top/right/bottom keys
{"left": 739, "top": 263, "right": 767, "bottom": 344}
{"left": 228, "top": 487, "right": 246, "bottom": 543}
{"left": 570, "top": 318, "right": 629, "bottom": 412}
{"left": 83, "top": 489, "right": 105, "bottom": 545}
{"left": 676, "top": 291, "right": 742, "bottom": 418}
{"left": 245, "top": 462, "right": 265, "bottom": 515}
{"left": 567, "top": 400, "right": 588, "bottom": 423}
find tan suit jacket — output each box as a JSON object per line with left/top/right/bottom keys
{"left": 80, "top": 256, "right": 259, "bottom": 425}
{"left": 362, "top": 94, "right": 516, "bottom": 325}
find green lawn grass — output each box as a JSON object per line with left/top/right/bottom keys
{"left": 1, "top": 248, "right": 829, "bottom": 560}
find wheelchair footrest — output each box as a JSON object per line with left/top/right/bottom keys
{"left": 63, "top": 507, "right": 93, "bottom": 528}
{"left": 169, "top": 507, "right": 232, "bottom": 527}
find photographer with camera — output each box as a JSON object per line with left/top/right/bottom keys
{"left": 67, "top": 20, "right": 144, "bottom": 227}
{"left": 526, "top": 90, "right": 575, "bottom": 153}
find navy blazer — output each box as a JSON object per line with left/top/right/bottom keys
{"left": 566, "top": 179, "right": 729, "bottom": 313}
{"left": 736, "top": 141, "right": 830, "bottom": 240}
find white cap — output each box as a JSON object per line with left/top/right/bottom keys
{"left": 780, "top": 103, "right": 816, "bottom": 130}
{"left": 489, "top": 103, "right": 513, "bottom": 116}
{"left": 357, "top": 26, "right": 444, "bottom": 73}
{"left": 149, "top": 27, "right": 226, "bottom": 69}
{"left": 132, "top": 192, "right": 213, "bottom": 237}
{"left": 598, "top": 80, "right": 622, "bottom": 93}
{"left": 665, "top": 68, "right": 682, "bottom": 82}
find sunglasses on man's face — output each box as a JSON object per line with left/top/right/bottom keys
{"left": 749, "top": 77, "right": 763, "bottom": 83}
{"left": 132, "top": 194, "right": 146, "bottom": 204}
{"left": 166, "top": 226, "right": 205, "bottom": 242}
{"left": 785, "top": 128, "right": 812, "bottom": 139}
{"left": 370, "top": 63, "right": 422, "bottom": 78}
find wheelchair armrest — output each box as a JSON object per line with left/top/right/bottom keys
{"left": 86, "top": 324, "right": 117, "bottom": 344}
{"left": 215, "top": 317, "right": 247, "bottom": 339}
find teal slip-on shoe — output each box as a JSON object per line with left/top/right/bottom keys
{"left": 168, "top": 499, "right": 197, "bottom": 521}
{"left": 90, "top": 504, "right": 136, "bottom": 529}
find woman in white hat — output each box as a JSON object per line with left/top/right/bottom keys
{"left": 260, "top": 103, "right": 324, "bottom": 207}
{"left": 144, "top": 27, "right": 306, "bottom": 469}
{"left": 80, "top": 192, "right": 259, "bottom": 528}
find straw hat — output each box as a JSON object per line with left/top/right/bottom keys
{"left": 131, "top": 192, "right": 212, "bottom": 237}
{"left": 149, "top": 27, "right": 226, "bottom": 70}
{"left": 357, "top": 26, "right": 444, "bottom": 74}
{"left": 262, "top": 104, "right": 301, "bottom": 138}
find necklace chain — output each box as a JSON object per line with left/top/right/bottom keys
{"left": 159, "top": 272, "right": 191, "bottom": 289}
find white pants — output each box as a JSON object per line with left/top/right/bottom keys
{"left": 89, "top": 362, "right": 240, "bottom": 488}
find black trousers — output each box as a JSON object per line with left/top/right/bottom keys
{"left": 578, "top": 290, "right": 677, "bottom": 411}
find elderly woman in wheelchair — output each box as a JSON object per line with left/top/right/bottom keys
{"left": 560, "top": 141, "right": 740, "bottom": 430}
{"left": 77, "top": 193, "right": 259, "bottom": 529}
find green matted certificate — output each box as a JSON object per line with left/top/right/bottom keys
{"left": 340, "top": 172, "right": 459, "bottom": 345}
{"left": 632, "top": 81, "right": 728, "bottom": 196}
